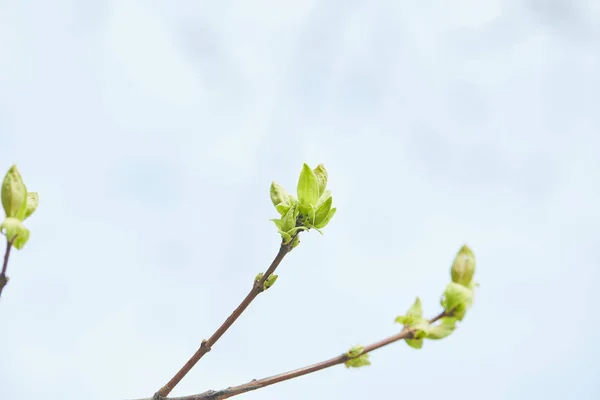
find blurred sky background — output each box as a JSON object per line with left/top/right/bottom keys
{"left": 1, "top": 1, "right": 599, "bottom": 399}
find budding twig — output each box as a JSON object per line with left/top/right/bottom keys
{"left": 0, "top": 238, "right": 14, "bottom": 298}
{"left": 138, "top": 311, "right": 447, "bottom": 400}
{"left": 154, "top": 234, "right": 300, "bottom": 399}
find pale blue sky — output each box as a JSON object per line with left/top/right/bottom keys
{"left": 1, "top": 1, "right": 599, "bottom": 399}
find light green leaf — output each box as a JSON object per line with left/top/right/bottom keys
{"left": 270, "top": 218, "right": 284, "bottom": 231}
{"left": 297, "top": 163, "right": 319, "bottom": 211}
{"left": 405, "top": 338, "right": 423, "bottom": 349}
{"left": 279, "top": 230, "right": 292, "bottom": 243}
{"left": 347, "top": 345, "right": 364, "bottom": 358}
{"left": 281, "top": 204, "right": 298, "bottom": 232}
{"left": 23, "top": 192, "right": 39, "bottom": 220}
{"left": 314, "top": 195, "right": 332, "bottom": 227}
{"left": 407, "top": 297, "right": 423, "bottom": 318}
{"left": 275, "top": 203, "right": 290, "bottom": 216}
{"left": 427, "top": 317, "right": 457, "bottom": 340}
{"left": 345, "top": 354, "right": 371, "bottom": 368}
{"left": 441, "top": 283, "right": 473, "bottom": 321}
{"left": 313, "top": 164, "right": 328, "bottom": 197}
{"left": 314, "top": 207, "right": 336, "bottom": 229}
{"left": 1, "top": 217, "right": 30, "bottom": 250}
{"left": 411, "top": 319, "right": 430, "bottom": 339}
{"left": 441, "top": 282, "right": 474, "bottom": 311}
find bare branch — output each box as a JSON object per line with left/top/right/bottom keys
{"left": 138, "top": 311, "right": 447, "bottom": 400}
{"left": 154, "top": 235, "right": 299, "bottom": 398}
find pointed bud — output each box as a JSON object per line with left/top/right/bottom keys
{"left": 313, "top": 164, "right": 328, "bottom": 197}
{"left": 24, "top": 192, "right": 39, "bottom": 220}
{"left": 451, "top": 245, "right": 476, "bottom": 286}
{"left": 2, "top": 165, "right": 28, "bottom": 220}
{"left": 270, "top": 181, "right": 291, "bottom": 208}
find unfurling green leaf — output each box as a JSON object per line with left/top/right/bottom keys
{"left": 451, "top": 244, "right": 476, "bottom": 287}
{"left": 314, "top": 207, "right": 336, "bottom": 229}
{"left": 0, "top": 217, "right": 30, "bottom": 250}
{"left": 24, "top": 192, "right": 39, "bottom": 220}
{"left": 255, "top": 272, "right": 264, "bottom": 282}
{"left": 345, "top": 345, "right": 371, "bottom": 368}
{"left": 2, "top": 165, "right": 28, "bottom": 220}
{"left": 297, "top": 163, "right": 319, "bottom": 213}
{"left": 427, "top": 317, "right": 457, "bottom": 340}
{"left": 313, "top": 195, "right": 332, "bottom": 226}
{"left": 407, "top": 297, "right": 423, "bottom": 318}
{"left": 441, "top": 282, "right": 474, "bottom": 321}
{"left": 313, "top": 164, "right": 328, "bottom": 196}
{"left": 270, "top": 181, "right": 294, "bottom": 213}
{"left": 405, "top": 338, "right": 423, "bottom": 349}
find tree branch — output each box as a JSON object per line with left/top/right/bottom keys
{"left": 138, "top": 311, "right": 447, "bottom": 400}
{"left": 154, "top": 236, "right": 299, "bottom": 399}
{"left": 0, "top": 238, "right": 14, "bottom": 298}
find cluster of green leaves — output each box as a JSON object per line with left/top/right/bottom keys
{"left": 269, "top": 163, "right": 336, "bottom": 245}
{"left": 1, "top": 165, "right": 39, "bottom": 249}
{"left": 394, "top": 245, "right": 477, "bottom": 349}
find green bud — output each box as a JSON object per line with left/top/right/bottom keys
{"left": 313, "top": 164, "right": 328, "bottom": 197}
{"left": 451, "top": 245, "right": 476, "bottom": 286}
{"left": 347, "top": 345, "right": 364, "bottom": 358}
{"left": 263, "top": 274, "right": 278, "bottom": 290}
{"left": 24, "top": 192, "right": 39, "bottom": 220}
{"left": 270, "top": 182, "right": 292, "bottom": 209}
{"left": 345, "top": 345, "right": 371, "bottom": 368}
{"left": 2, "top": 165, "right": 28, "bottom": 220}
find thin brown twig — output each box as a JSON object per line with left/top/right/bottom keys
{"left": 154, "top": 235, "right": 299, "bottom": 399}
{"left": 0, "top": 238, "right": 15, "bottom": 298}
{"left": 138, "top": 310, "right": 448, "bottom": 400}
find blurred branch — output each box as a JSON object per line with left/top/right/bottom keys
{"left": 0, "top": 238, "right": 14, "bottom": 298}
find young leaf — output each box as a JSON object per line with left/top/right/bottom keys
{"left": 405, "top": 338, "right": 423, "bottom": 349}
{"left": 345, "top": 354, "right": 371, "bottom": 368}
{"left": 314, "top": 195, "right": 332, "bottom": 227}
{"left": 441, "top": 282, "right": 474, "bottom": 312}
{"left": 407, "top": 297, "right": 423, "bottom": 318}
{"left": 427, "top": 317, "right": 457, "bottom": 340}
{"left": 313, "top": 164, "right": 328, "bottom": 197}
{"left": 23, "top": 192, "right": 39, "bottom": 220}
{"left": 297, "top": 163, "right": 319, "bottom": 210}
{"left": 314, "top": 207, "right": 336, "bottom": 229}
